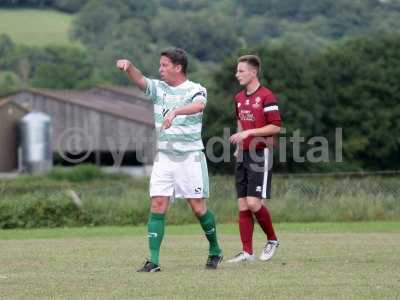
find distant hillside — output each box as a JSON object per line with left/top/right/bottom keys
{"left": 0, "top": 9, "right": 82, "bottom": 47}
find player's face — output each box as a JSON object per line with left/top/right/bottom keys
{"left": 236, "top": 62, "right": 257, "bottom": 86}
{"left": 159, "top": 56, "right": 181, "bottom": 84}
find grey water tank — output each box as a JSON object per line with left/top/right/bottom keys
{"left": 19, "top": 112, "right": 52, "bottom": 173}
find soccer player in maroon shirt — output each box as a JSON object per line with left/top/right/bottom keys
{"left": 228, "top": 55, "right": 281, "bottom": 263}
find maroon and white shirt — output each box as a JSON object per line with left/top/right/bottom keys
{"left": 234, "top": 86, "right": 282, "bottom": 150}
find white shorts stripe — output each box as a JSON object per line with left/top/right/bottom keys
{"left": 262, "top": 148, "right": 269, "bottom": 199}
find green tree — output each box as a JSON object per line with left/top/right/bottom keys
{"left": 31, "top": 46, "right": 93, "bottom": 89}
{"left": 53, "top": 0, "right": 89, "bottom": 13}
{"left": 0, "top": 71, "right": 22, "bottom": 95}
{"left": 71, "top": 0, "right": 158, "bottom": 81}
{"left": 151, "top": 11, "right": 240, "bottom": 61}
{"left": 72, "top": 0, "right": 157, "bottom": 48}
{"left": 311, "top": 34, "right": 400, "bottom": 170}
{"left": 157, "top": 0, "right": 210, "bottom": 10}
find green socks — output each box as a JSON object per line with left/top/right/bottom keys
{"left": 198, "top": 210, "right": 222, "bottom": 256}
{"left": 147, "top": 212, "right": 165, "bottom": 265}
{"left": 147, "top": 210, "right": 221, "bottom": 264}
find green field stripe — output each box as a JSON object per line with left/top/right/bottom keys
{"left": 0, "top": 9, "right": 83, "bottom": 47}
{"left": 1, "top": 222, "right": 399, "bottom": 240}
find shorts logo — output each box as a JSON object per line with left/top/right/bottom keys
{"left": 256, "top": 186, "right": 262, "bottom": 192}
{"left": 194, "top": 187, "right": 202, "bottom": 194}
{"left": 148, "top": 232, "right": 158, "bottom": 238}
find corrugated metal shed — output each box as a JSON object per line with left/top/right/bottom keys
{"left": 9, "top": 88, "right": 156, "bottom": 165}
{"left": 89, "top": 85, "right": 152, "bottom": 108}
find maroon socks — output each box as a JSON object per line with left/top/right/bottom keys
{"left": 254, "top": 205, "right": 277, "bottom": 241}
{"left": 239, "top": 210, "right": 254, "bottom": 254}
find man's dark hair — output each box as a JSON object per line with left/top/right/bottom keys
{"left": 237, "top": 55, "right": 261, "bottom": 76}
{"left": 160, "top": 47, "right": 188, "bottom": 74}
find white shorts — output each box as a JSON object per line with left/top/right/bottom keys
{"left": 150, "top": 151, "right": 209, "bottom": 199}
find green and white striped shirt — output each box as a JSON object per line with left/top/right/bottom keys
{"left": 144, "top": 78, "right": 207, "bottom": 154}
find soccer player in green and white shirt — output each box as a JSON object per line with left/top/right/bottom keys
{"left": 116, "top": 48, "right": 223, "bottom": 272}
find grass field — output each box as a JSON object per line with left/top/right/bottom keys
{"left": 0, "top": 9, "right": 82, "bottom": 47}
{"left": 1, "top": 222, "right": 399, "bottom": 299}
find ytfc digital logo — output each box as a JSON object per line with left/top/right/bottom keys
{"left": 56, "top": 126, "right": 344, "bottom": 168}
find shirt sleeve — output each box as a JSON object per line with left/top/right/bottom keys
{"left": 263, "top": 93, "right": 282, "bottom": 127}
{"left": 191, "top": 86, "right": 207, "bottom": 106}
{"left": 144, "top": 77, "right": 158, "bottom": 103}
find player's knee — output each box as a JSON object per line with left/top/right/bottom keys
{"left": 246, "top": 198, "right": 262, "bottom": 212}
{"left": 192, "top": 206, "right": 206, "bottom": 217}
{"left": 238, "top": 203, "right": 249, "bottom": 211}
{"left": 238, "top": 198, "right": 248, "bottom": 211}
{"left": 150, "top": 197, "right": 168, "bottom": 213}
{"left": 190, "top": 203, "right": 206, "bottom": 216}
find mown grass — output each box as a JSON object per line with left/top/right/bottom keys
{"left": 0, "top": 221, "right": 399, "bottom": 240}
{"left": 0, "top": 165, "right": 399, "bottom": 228}
{"left": 0, "top": 8, "right": 82, "bottom": 47}
{"left": 0, "top": 223, "right": 399, "bottom": 300}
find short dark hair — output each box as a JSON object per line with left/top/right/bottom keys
{"left": 237, "top": 55, "right": 261, "bottom": 76}
{"left": 160, "top": 47, "right": 188, "bottom": 74}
